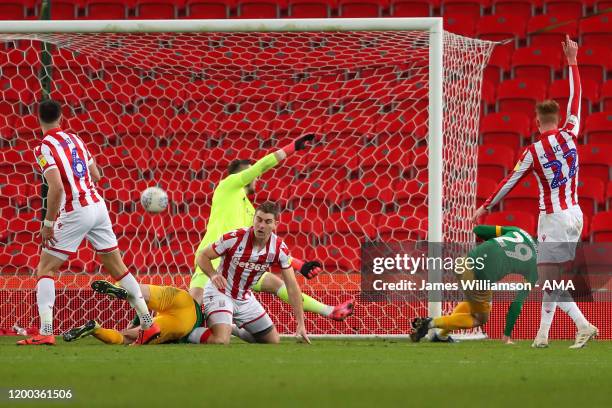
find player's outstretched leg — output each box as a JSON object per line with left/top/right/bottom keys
{"left": 253, "top": 272, "right": 355, "bottom": 321}
{"left": 91, "top": 280, "right": 128, "bottom": 299}
{"left": 97, "top": 251, "right": 159, "bottom": 337}
{"left": 63, "top": 320, "right": 100, "bottom": 342}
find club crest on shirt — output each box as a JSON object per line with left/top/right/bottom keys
{"left": 541, "top": 234, "right": 546, "bottom": 242}
{"left": 37, "top": 155, "right": 47, "bottom": 167}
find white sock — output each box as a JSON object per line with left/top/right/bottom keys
{"left": 37, "top": 277, "right": 55, "bottom": 336}
{"left": 537, "top": 291, "right": 557, "bottom": 339}
{"left": 187, "top": 327, "right": 211, "bottom": 344}
{"left": 556, "top": 291, "right": 589, "bottom": 330}
{"left": 118, "top": 272, "right": 153, "bottom": 329}
{"left": 231, "top": 324, "right": 256, "bottom": 343}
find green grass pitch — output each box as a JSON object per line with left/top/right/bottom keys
{"left": 1, "top": 337, "right": 610, "bottom": 408}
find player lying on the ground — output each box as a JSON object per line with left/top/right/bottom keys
{"left": 63, "top": 281, "right": 203, "bottom": 345}
{"left": 189, "top": 133, "right": 353, "bottom": 322}
{"left": 188, "top": 202, "right": 310, "bottom": 345}
{"left": 412, "top": 225, "right": 538, "bottom": 345}
{"left": 411, "top": 225, "right": 598, "bottom": 348}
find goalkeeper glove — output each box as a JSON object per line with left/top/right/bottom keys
{"left": 292, "top": 258, "right": 323, "bottom": 279}
{"left": 281, "top": 134, "right": 317, "bottom": 155}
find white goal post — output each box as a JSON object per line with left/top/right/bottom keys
{"left": 0, "top": 18, "right": 494, "bottom": 338}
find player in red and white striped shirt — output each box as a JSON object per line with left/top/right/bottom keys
{"left": 190, "top": 201, "right": 309, "bottom": 345}
{"left": 474, "top": 36, "right": 598, "bottom": 348}
{"left": 17, "top": 100, "right": 159, "bottom": 346}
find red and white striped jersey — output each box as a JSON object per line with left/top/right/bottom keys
{"left": 212, "top": 227, "right": 292, "bottom": 300}
{"left": 33, "top": 127, "right": 102, "bottom": 213}
{"left": 483, "top": 65, "right": 582, "bottom": 214}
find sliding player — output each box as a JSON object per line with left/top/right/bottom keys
{"left": 188, "top": 202, "right": 309, "bottom": 345}
{"left": 473, "top": 36, "right": 597, "bottom": 348}
{"left": 411, "top": 225, "right": 539, "bottom": 344}
{"left": 63, "top": 280, "right": 203, "bottom": 345}
{"left": 189, "top": 134, "right": 353, "bottom": 322}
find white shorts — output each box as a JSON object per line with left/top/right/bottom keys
{"left": 203, "top": 283, "right": 274, "bottom": 335}
{"left": 537, "top": 206, "right": 583, "bottom": 264}
{"left": 42, "top": 201, "right": 118, "bottom": 261}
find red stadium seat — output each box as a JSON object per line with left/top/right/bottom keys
{"left": 389, "top": 0, "right": 432, "bottom": 16}
{"left": 443, "top": 14, "right": 476, "bottom": 37}
{"left": 491, "top": 0, "right": 534, "bottom": 20}
{"left": 185, "top": 0, "right": 230, "bottom": 18}
{"left": 606, "top": 181, "right": 612, "bottom": 209}
{"left": 378, "top": 214, "right": 427, "bottom": 241}
{"left": 34, "top": 0, "right": 80, "bottom": 19}
{"left": 87, "top": 0, "right": 128, "bottom": 19}
{"left": 476, "top": 177, "right": 498, "bottom": 208}
{"left": 484, "top": 210, "right": 536, "bottom": 236}
{"left": 543, "top": 0, "right": 584, "bottom": 20}
{"left": 591, "top": 211, "right": 612, "bottom": 242}
{"left": 151, "top": 247, "right": 193, "bottom": 274}
{"left": 503, "top": 174, "right": 539, "bottom": 212}
{"left": 596, "top": 0, "right": 612, "bottom": 10}
{"left": 237, "top": 0, "right": 280, "bottom": 17}
{"left": 481, "top": 112, "right": 531, "bottom": 150}
{"left": 578, "top": 144, "right": 612, "bottom": 181}
{"left": 341, "top": 175, "right": 394, "bottom": 213}
{"left": 337, "top": 0, "right": 385, "bottom": 17}
{"left": 476, "top": 14, "right": 526, "bottom": 46}
{"left": 585, "top": 113, "right": 612, "bottom": 145}
{"left": 579, "top": 15, "right": 612, "bottom": 46}
{"left": 577, "top": 46, "right": 611, "bottom": 85}
{"left": 578, "top": 177, "right": 605, "bottom": 218}
{"left": 287, "top": 0, "right": 330, "bottom": 17}
{"left": 548, "top": 79, "right": 599, "bottom": 123}
{"left": 511, "top": 46, "right": 562, "bottom": 85}
{"left": 0, "top": 1, "right": 29, "bottom": 20}
{"left": 481, "top": 79, "right": 496, "bottom": 114}
{"left": 527, "top": 15, "right": 578, "bottom": 47}
{"left": 497, "top": 79, "right": 547, "bottom": 115}
{"left": 135, "top": 0, "right": 178, "bottom": 19}
{"left": 393, "top": 179, "right": 427, "bottom": 216}
{"left": 441, "top": 0, "right": 485, "bottom": 19}
{"left": 602, "top": 82, "right": 612, "bottom": 113}
{"left": 478, "top": 144, "right": 516, "bottom": 181}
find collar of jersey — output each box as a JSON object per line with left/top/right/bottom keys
{"left": 538, "top": 128, "right": 559, "bottom": 139}
{"left": 43, "top": 127, "right": 62, "bottom": 137}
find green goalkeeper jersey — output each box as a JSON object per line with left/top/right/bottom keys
{"left": 468, "top": 225, "right": 539, "bottom": 336}
{"left": 194, "top": 153, "right": 279, "bottom": 269}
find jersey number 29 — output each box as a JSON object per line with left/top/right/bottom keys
{"left": 494, "top": 232, "right": 533, "bottom": 262}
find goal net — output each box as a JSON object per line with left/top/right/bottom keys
{"left": 0, "top": 19, "right": 494, "bottom": 337}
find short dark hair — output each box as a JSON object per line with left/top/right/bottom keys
{"left": 228, "top": 159, "right": 252, "bottom": 175}
{"left": 535, "top": 100, "right": 560, "bottom": 126}
{"left": 38, "top": 99, "right": 62, "bottom": 124}
{"left": 256, "top": 201, "right": 280, "bottom": 220}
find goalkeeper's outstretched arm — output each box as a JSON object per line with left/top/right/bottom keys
{"left": 224, "top": 134, "right": 317, "bottom": 189}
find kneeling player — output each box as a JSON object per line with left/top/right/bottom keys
{"left": 411, "top": 225, "right": 539, "bottom": 344}
{"left": 63, "top": 281, "right": 203, "bottom": 345}
{"left": 188, "top": 202, "right": 309, "bottom": 345}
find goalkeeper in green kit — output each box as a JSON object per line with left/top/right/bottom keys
{"left": 189, "top": 134, "right": 354, "bottom": 331}
{"left": 411, "top": 225, "right": 538, "bottom": 344}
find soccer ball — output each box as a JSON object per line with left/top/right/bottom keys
{"left": 140, "top": 187, "right": 168, "bottom": 213}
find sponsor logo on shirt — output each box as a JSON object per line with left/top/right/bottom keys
{"left": 232, "top": 258, "right": 268, "bottom": 271}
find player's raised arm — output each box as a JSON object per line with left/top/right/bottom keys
{"left": 473, "top": 148, "right": 534, "bottom": 223}
{"left": 562, "top": 35, "right": 581, "bottom": 137}
{"left": 224, "top": 134, "right": 317, "bottom": 189}
{"left": 280, "top": 265, "right": 310, "bottom": 344}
